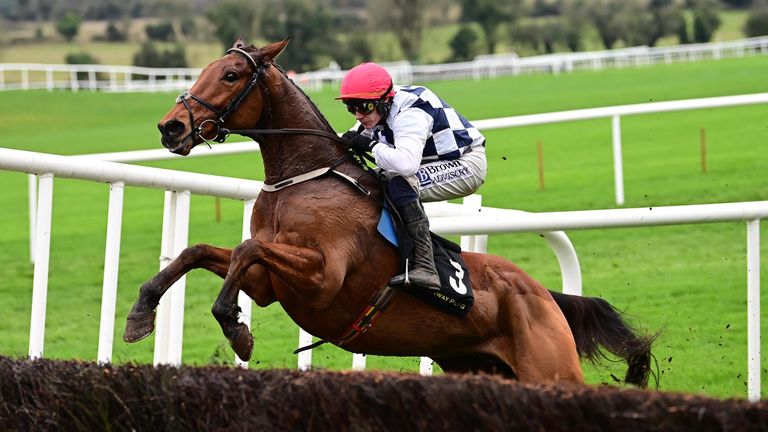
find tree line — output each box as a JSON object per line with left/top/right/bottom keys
{"left": 2, "top": 0, "right": 768, "bottom": 72}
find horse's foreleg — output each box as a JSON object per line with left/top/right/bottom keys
{"left": 124, "top": 244, "right": 232, "bottom": 343}
{"left": 212, "top": 238, "right": 343, "bottom": 361}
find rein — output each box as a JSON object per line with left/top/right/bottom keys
{"left": 219, "top": 126, "right": 351, "bottom": 148}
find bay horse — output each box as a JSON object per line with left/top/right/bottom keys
{"left": 124, "top": 39, "right": 654, "bottom": 386}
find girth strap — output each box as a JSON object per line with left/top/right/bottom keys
{"left": 293, "top": 284, "right": 397, "bottom": 354}
{"left": 336, "top": 285, "right": 396, "bottom": 345}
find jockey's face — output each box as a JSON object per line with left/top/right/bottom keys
{"left": 344, "top": 99, "right": 383, "bottom": 130}
{"left": 355, "top": 106, "right": 382, "bottom": 129}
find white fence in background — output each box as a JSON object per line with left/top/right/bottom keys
{"left": 1, "top": 147, "right": 765, "bottom": 401}
{"left": 0, "top": 63, "right": 199, "bottom": 92}
{"left": 2, "top": 36, "right": 768, "bottom": 92}
{"left": 470, "top": 92, "right": 768, "bottom": 206}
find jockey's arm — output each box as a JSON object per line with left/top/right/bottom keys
{"left": 372, "top": 109, "right": 432, "bottom": 177}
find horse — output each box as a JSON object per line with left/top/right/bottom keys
{"left": 124, "top": 39, "right": 655, "bottom": 386}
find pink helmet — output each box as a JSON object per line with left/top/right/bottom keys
{"left": 337, "top": 63, "right": 395, "bottom": 100}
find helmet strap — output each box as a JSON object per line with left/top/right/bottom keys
{"left": 376, "top": 81, "right": 394, "bottom": 119}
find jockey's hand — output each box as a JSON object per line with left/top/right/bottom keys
{"left": 342, "top": 131, "right": 377, "bottom": 153}
{"left": 341, "top": 130, "right": 359, "bottom": 143}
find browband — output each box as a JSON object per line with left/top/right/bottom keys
{"left": 226, "top": 47, "right": 260, "bottom": 70}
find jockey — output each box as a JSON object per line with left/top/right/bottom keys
{"left": 338, "top": 62, "right": 487, "bottom": 293}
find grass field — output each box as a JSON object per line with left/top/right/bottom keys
{"left": 1, "top": 54, "right": 767, "bottom": 399}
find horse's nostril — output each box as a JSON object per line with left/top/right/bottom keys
{"left": 159, "top": 120, "right": 185, "bottom": 137}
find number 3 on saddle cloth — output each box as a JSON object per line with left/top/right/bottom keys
{"left": 378, "top": 206, "right": 474, "bottom": 316}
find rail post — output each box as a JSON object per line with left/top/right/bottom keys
{"left": 153, "top": 191, "right": 176, "bottom": 365}
{"left": 460, "top": 194, "right": 488, "bottom": 253}
{"left": 97, "top": 182, "right": 125, "bottom": 364}
{"left": 153, "top": 190, "right": 191, "bottom": 366}
{"left": 167, "top": 191, "right": 191, "bottom": 365}
{"left": 235, "top": 199, "right": 256, "bottom": 368}
{"left": 28, "top": 173, "right": 54, "bottom": 359}
{"left": 747, "top": 219, "right": 761, "bottom": 402}
{"left": 28, "top": 174, "right": 37, "bottom": 263}
{"left": 612, "top": 114, "right": 625, "bottom": 206}
{"left": 298, "top": 328, "right": 313, "bottom": 371}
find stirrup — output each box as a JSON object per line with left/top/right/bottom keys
{"left": 389, "top": 259, "right": 441, "bottom": 292}
{"left": 388, "top": 260, "right": 410, "bottom": 287}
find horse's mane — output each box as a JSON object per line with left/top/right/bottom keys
{"left": 276, "top": 64, "right": 338, "bottom": 135}
{"left": 245, "top": 44, "right": 371, "bottom": 173}
{"left": 243, "top": 45, "right": 338, "bottom": 137}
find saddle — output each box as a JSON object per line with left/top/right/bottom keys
{"left": 378, "top": 206, "right": 474, "bottom": 316}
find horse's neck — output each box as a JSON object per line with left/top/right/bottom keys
{"left": 254, "top": 70, "right": 348, "bottom": 184}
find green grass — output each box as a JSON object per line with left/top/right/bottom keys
{"left": 713, "top": 10, "right": 751, "bottom": 41}
{"left": 1, "top": 55, "right": 767, "bottom": 399}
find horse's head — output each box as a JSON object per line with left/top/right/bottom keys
{"left": 157, "top": 39, "right": 289, "bottom": 155}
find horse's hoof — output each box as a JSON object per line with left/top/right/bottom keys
{"left": 229, "top": 325, "right": 254, "bottom": 362}
{"left": 123, "top": 311, "right": 156, "bottom": 343}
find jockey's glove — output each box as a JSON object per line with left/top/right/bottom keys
{"left": 342, "top": 130, "right": 377, "bottom": 153}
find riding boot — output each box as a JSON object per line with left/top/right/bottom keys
{"left": 390, "top": 201, "right": 442, "bottom": 292}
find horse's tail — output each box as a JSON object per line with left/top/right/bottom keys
{"left": 549, "top": 290, "right": 657, "bottom": 388}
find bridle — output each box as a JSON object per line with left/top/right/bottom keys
{"left": 174, "top": 47, "right": 266, "bottom": 147}
{"left": 174, "top": 47, "right": 349, "bottom": 148}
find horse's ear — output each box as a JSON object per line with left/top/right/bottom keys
{"left": 258, "top": 38, "right": 290, "bottom": 63}
{"left": 232, "top": 38, "right": 248, "bottom": 50}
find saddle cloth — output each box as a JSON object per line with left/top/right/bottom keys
{"left": 378, "top": 209, "right": 474, "bottom": 316}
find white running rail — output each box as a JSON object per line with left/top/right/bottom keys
{"left": 1, "top": 148, "right": 262, "bottom": 368}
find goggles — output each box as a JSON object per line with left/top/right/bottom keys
{"left": 345, "top": 101, "right": 378, "bottom": 115}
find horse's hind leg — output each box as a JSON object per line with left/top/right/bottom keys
{"left": 484, "top": 265, "right": 584, "bottom": 384}
{"left": 124, "top": 244, "right": 232, "bottom": 343}
{"left": 501, "top": 289, "right": 584, "bottom": 384}
{"left": 434, "top": 354, "right": 517, "bottom": 379}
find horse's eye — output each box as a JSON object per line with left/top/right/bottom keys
{"left": 223, "top": 72, "right": 238, "bottom": 83}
